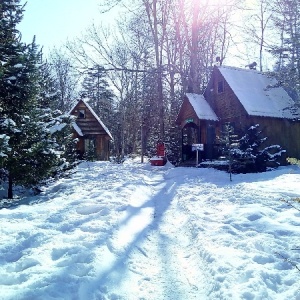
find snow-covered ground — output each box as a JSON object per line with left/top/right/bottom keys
{"left": 0, "top": 158, "right": 300, "bottom": 300}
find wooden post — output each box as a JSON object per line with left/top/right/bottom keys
{"left": 141, "top": 125, "right": 144, "bottom": 163}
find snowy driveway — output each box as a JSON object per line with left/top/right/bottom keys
{"left": 0, "top": 160, "right": 300, "bottom": 300}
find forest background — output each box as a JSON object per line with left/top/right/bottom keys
{"left": 31, "top": 0, "right": 300, "bottom": 159}
{"left": 1, "top": 0, "right": 300, "bottom": 197}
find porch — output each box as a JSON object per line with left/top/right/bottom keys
{"left": 180, "top": 121, "right": 220, "bottom": 163}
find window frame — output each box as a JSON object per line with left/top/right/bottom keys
{"left": 78, "top": 109, "right": 86, "bottom": 119}
{"left": 217, "top": 80, "right": 224, "bottom": 94}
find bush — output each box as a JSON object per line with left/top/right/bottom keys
{"left": 287, "top": 157, "right": 300, "bottom": 166}
{"left": 220, "top": 124, "right": 285, "bottom": 174}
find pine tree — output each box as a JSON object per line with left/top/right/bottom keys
{"left": 0, "top": 1, "right": 77, "bottom": 199}
{"left": 220, "top": 123, "right": 239, "bottom": 181}
{"left": 233, "top": 124, "right": 285, "bottom": 173}
{"left": 218, "top": 123, "right": 239, "bottom": 181}
{"left": 270, "top": 0, "right": 300, "bottom": 99}
{"left": 80, "top": 65, "right": 114, "bottom": 126}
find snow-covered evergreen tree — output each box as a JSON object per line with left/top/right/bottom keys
{"left": 0, "top": 0, "right": 77, "bottom": 199}
{"left": 234, "top": 124, "right": 285, "bottom": 172}
{"left": 218, "top": 123, "right": 239, "bottom": 180}
{"left": 218, "top": 124, "right": 285, "bottom": 175}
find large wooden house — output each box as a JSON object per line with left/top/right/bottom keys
{"left": 176, "top": 65, "right": 300, "bottom": 162}
{"left": 69, "top": 99, "right": 113, "bottom": 160}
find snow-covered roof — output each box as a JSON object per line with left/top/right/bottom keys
{"left": 69, "top": 98, "right": 113, "bottom": 140}
{"left": 186, "top": 93, "right": 218, "bottom": 121}
{"left": 218, "top": 66, "right": 300, "bottom": 119}
{"left": 72, "top": 122, "right": 83, "bottom": 136}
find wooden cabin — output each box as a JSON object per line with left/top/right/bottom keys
{"left": 176, "top": 65, "right": 300, "bottom": 162}
{"left": 176, "top": 93, "right": 219, "bottom": 161}
{"left": 69, "top": 99, "right": 113, "bottom": 160}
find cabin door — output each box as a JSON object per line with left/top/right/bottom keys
{"left": 182, "top": 122, "right": 200, "bottom": 162}
{"left": 84, "top": 138, "right": 96, "bottom": 158}
{"left": 205, "top": 125, "right": 216, "bottom": 160}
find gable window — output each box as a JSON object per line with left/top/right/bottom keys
{"left": 78, "top": 109, "right": 86, "bottom": 118}
{"left": 217, "top": 81, "right": 224, "bottom": 93}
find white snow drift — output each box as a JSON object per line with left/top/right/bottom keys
{"left": 0, "top": 159, "right": 300, "bottom": 300}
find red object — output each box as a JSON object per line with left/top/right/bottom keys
{"left": 156, "top": 142, "right": 165, "bottom": 157}
{"left": 150, "top": 142, "right": 167, "bottom": 166}
{"left": 150, "top": 158, "right": 166, "bottom": 166}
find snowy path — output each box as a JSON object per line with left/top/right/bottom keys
{"left": 78, "top": 166, "right": 210, "bottom": 299}
{"left": 0, "top": 160, "right": 300, "bottom": 299}
{"left": 110, "top": 170, "right": 210, "bottom": 299}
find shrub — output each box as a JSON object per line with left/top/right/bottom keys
{"left": 220, "top": 124, "right": 285, "bottom": 174}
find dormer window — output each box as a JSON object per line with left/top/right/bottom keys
{"left": 78, "top": 109, "right": 86, "bottom": 118}
{"left": 217, "top": 80, "right": 224, "bottom": 93}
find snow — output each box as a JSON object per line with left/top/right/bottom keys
{"left": 149, "top": 156, "right": 165, "bottom": 160}
{"left": 186, "top": 93, "right": 219, "bottom": 121}
{"left": 72, "top": 122, "right": 83, "bottom": 136}
{"left": 13, "top": 64, "right": 23, "bottom": 68}
{"left": 48, "top": 123, "right": 67, "bottom": 134}
{"left": 0, "top": 158, "right": 300, "bottom": 299}
{"left": 219, "top": 66, "right": 300, "bottom": 119}
{"left": 7, "top": 76, "right": 17, "bottom": 81}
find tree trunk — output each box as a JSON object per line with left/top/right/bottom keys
{"left": 144, "top": 0, "right": 166, "bottom": 140}
{"left": 8, "top": 174, "right": 13, "bottom": 199}
{"left": 188, "top": 0, "right": 201, "bottom": 94}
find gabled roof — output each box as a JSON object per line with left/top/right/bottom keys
{"left": 217, "top": 65, "right": 300, "bottom": 119}
{"left": 69, "top": 98, "right": 113, "bottom": 140}
{"left": 185, "top": 93, "right": 218, "bottom": 121}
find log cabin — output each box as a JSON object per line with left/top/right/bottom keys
{"left": 176, "top": 65, "right": 300, "bottom": 163}
{"left": 69, "top": 99, "right": 113, "bottom": 160}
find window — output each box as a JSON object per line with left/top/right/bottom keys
{"left": 84, "top": 138, "right": 96, "bottom": 159}
{"left": 78, "top": 109, "right": 86, "bottom": 118}
{"left": 217, "top": 81, "right": 224, "bottom": 93}
{"left": 84, "top": 139, "right": 95, "bottom": 151}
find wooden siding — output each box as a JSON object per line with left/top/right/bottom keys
{"left": 205, "top": 69, "right": 248, "bottom": 124}
{"left": 177, "top": 97, "right": 214, "bottom": 143}
{"left": 95, "top": 135, "right": 110, "bottom": 160}
{"left": 70, "top": 100, "right": 112, "bottom": 161}
{"left": 204, "top": 67, "right": 300, "bottom": 160}
{"left": 177, "top": 66, "right": 300, "bottom": 161}
{"left": 176, "top": 97, "right": 201, "bottom": 128}
{"left": 243, "top": 116, "right": 300, "bottom": 159}
{"left": 72, "top": 102, "right": 108, "bottom": 136}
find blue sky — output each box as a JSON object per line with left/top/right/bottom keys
{"left": 18, "top": 0, "right": 110, "bottom": 54}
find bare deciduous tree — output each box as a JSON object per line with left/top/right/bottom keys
{"left": 62, "top": 0, "right": 237, "bottom": 159}
{"left": 48, "top": 48, "right": 80, "bottom": 111}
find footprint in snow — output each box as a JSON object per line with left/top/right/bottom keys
{"left": 76, "top": 205, "right": 109, "bottom": 216}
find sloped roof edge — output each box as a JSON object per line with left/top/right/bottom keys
{"left": 69, "top": 98, "right": 113, "bottom": 140}
{"left": 186, "top": 93, "right": 219, "bottom": 121}
{"left": 72, "top": 122, "right": 83, "bottom": 136}
{"left": 217, "top": 65, "right": 300, "bottom": 119}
